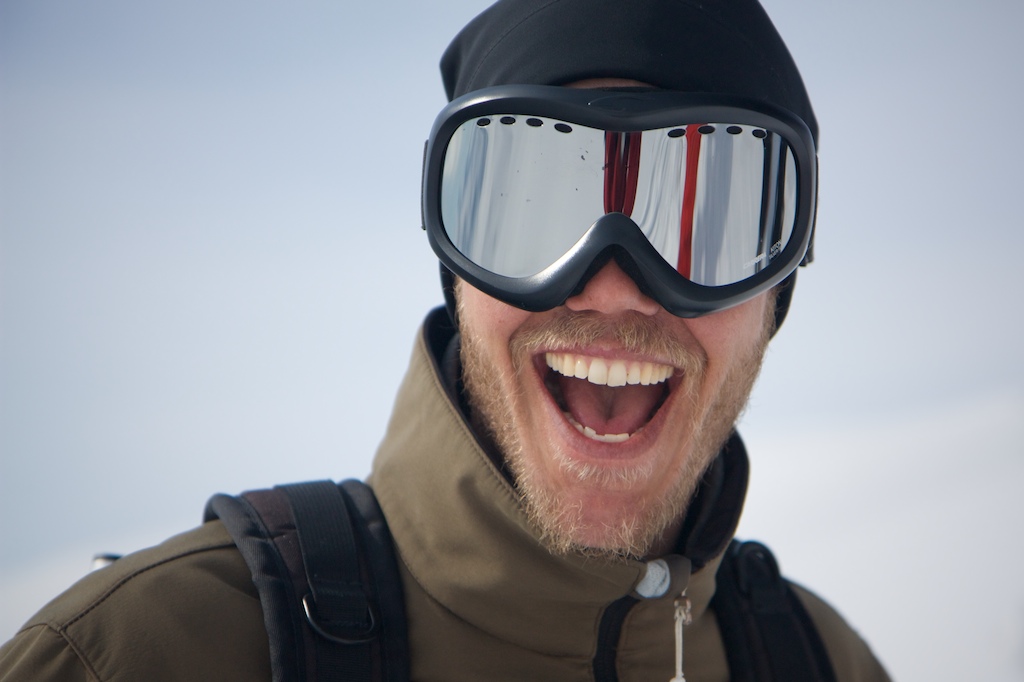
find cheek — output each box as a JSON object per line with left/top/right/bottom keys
{"left": 685, "top": 295, "right": 771, "bottom": 368}
{"left": 457, "top": 281, "right": 532, "bottom": 357}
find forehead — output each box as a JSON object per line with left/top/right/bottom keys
{"left": 567, "top": 77, "right": 653, "bottom": 90}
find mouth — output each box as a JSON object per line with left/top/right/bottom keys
{"left": 542, "top": 351, "right": 674, "bottom": 444}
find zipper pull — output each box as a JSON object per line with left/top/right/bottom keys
{"left": 669, "top": 592, "right": 692, "bottom": 682}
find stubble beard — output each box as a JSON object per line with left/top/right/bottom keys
{"left": 459, "top": 295, "right": 773, "bottom": 561}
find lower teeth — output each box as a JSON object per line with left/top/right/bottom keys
{"left": 564, "top": 413, "right": 632, "bottom": 443}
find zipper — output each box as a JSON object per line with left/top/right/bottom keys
{"left": 592, "top": 595, "right": 639, "bottom": 682}
{"left": 593, "top": 557, "right": 690, "bottom": 681}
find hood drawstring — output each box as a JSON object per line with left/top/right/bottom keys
{"left": 670, "top": 592, "right": 693, "bottom": 682}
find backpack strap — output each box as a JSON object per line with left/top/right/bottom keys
{"left": 710, "top": 540, "right": 837, "bottom": 682}
{"left": 204, "top": 479, "right": 409, "bottom": 682}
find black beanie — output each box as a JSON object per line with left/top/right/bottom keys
{"left": 441, "top": 0, "right": 817, "bottom": 144}
{"left": 438, "top": 0, "right": 817, "bottom": 330}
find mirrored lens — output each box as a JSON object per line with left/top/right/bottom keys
{"left": 440, "top": 115, "right": 798, "bottom": 286}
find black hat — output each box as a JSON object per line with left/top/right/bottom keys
{"left": 442, "top": 0, "right": 816, "bottom": 142}
{"left": 439, "top": 0, "right": 817, "bottom": 330}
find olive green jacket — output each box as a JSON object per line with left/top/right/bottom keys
{"left": 0, "top": 311, "right": 891, "bottom": 681}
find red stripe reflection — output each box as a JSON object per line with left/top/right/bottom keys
{"left": 677, "top": 126, "right": 703, "bottom": 279}
{"left": 603, "top": 132, "right": 642, "bottom": 216}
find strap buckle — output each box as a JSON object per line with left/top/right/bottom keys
{"left": 302, "top": 593, "right": 377, "bottom": 645}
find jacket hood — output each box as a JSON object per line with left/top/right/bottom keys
{"left": 368, "top": 308, "right": 751, "bottom": 678}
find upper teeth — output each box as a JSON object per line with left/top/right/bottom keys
{"left": 545, "top": 352, "right": 673, "bottom": 387}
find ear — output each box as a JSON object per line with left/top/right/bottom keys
{"left": 771, "top": 270, "right": 797, "bottom": 336}
{"left": 441, "top": 262, "right": 459, "bottom": 327}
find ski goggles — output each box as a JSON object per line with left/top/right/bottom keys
{"left": 422, "top": 85, "right": 817, "bottom": 316}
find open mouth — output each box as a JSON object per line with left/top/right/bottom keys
{"left": 543, "top": 352, "right": 673, "bottom": 444}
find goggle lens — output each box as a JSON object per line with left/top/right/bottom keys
{"left": 440, "top": 115, "right": 798, "bottom": 287}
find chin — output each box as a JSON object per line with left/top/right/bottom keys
{"left": 507, "top": 441, "right": 698, "bottom": 559}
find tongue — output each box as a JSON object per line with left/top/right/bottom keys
{"left": 558, "top": 374, "right": 664, "bottom": 436}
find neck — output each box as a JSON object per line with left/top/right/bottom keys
{"left": 645, "top": 516, "right": 685, "bottom": 559}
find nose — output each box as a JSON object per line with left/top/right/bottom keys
{"left": 564, "top": 260, "right": 661, "bottom": 316}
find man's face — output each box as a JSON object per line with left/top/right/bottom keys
{"left": 457, "top": 263, "right": 774, "bottom": 559}
{"left": 454, "top": 77, "right": 777, "bottom": 559}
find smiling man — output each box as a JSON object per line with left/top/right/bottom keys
{"left": 459, "top": 262, "right": 774, "bottom": 557}
{"left": 0, "top": 1, "right": 891, "bottom": 681}
{"left": 369, "top": 0, "right": 889, "bottom": 676}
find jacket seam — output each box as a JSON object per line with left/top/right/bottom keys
{"left": 48, "top": 538, "right": 238, "bottom": 679}
{"left": 416, "top": 328, "right": 523, "bottom": 515}
{"left": 390, "top": 331, "right": 628, "bottom": 665}
{"left": 60, "top": 539, "right": 236, "bottom": 630}
{"left": 15, "top": 622, "right": 104, "bottom": 682}
{"left": 397, "top": 335, "right": 538, "bottom": 637}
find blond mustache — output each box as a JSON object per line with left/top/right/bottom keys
{"left": 508, "top": 311, "right": 707, "bottom": 380}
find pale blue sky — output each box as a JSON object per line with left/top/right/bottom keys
{"left": 2, "top": 1, "right": 1023, "bottom": 679}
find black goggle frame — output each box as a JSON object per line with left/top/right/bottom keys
{"left": 422, "top": 85, "right": 818, "bottom": 317}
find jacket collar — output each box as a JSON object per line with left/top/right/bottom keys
{"left": 369, "top": 307, "right": 749, "bottom": 657}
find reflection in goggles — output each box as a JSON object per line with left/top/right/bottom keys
{"left": 440, "top": 116, "right": 797, "bottom": 287}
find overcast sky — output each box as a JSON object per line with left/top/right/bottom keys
{"left": 2, "top": 1, "right": 1023, "bottom": 679}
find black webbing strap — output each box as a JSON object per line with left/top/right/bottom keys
{"left": 280, "top": 481, "right": 376, "bottom": 680}
{"left": 711, "top": 540, "right": 837, "bottom": 682}
{"left": 205, "top": 489, "right": 308, "bottom": 680}
{"left": 204, "top": 479, "right": 409, "bottom": 682}
{"left": 340, "top": 480, "right": 410, "bottom": 681}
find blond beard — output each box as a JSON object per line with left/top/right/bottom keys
{"left": 458, "top": 285, "right": 775, "bottom": 560}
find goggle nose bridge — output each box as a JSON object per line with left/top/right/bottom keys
{"left": 557, "top": 212, "right": 677, "bottom": 306}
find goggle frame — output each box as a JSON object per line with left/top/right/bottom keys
{"left": 422, "top": 85, "right": 818, "bottom": 317}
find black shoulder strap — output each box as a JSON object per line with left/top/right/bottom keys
{"left": 710, "top": 540, "right": 837, "bottom": 682}
{"left": 204, "top": 479, "right": 409, "bottom": 682}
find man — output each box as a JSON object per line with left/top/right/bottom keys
{"left": 0, "top": 0, "right": 890, "bottom": 680}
